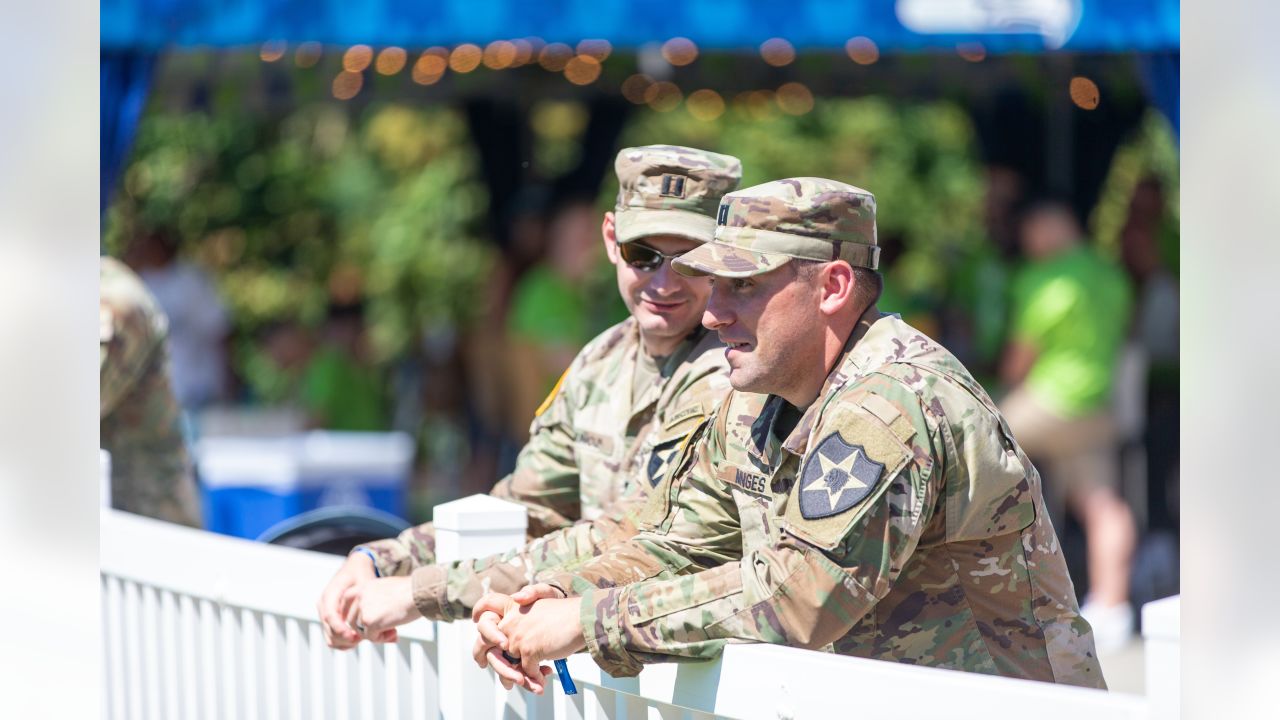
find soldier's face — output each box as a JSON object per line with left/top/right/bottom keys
{"left": 605, "top": 229, "right": 711, "bottom": 352}
{"left": 703, "top": 264, "right": 825, "bottom": 401}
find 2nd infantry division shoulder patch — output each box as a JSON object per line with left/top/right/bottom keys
{"left": 797, "top": 432, "right": 885, "bottom": 519}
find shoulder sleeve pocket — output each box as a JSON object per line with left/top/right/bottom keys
{"left": 783, "top": 406, "right": 916, "bottom": 551}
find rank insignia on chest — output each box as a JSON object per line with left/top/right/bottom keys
{"left": 797, "top": 432, "right": 884, "bottom": 519}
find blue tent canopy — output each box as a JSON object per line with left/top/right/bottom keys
{"left": 100, "top": 0, "right": 1178, "bottom": 216}
{"left": 103, "top": 0, "right": 1178, "bottom": 53}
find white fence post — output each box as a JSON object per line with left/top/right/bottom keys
{"left": 1142, "top": 594, "right": 1180, "bottom": 720}
{"left": 433, "top": 494, "right": 529, "bottom": 720}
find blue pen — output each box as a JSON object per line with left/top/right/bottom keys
{"left": 553, "top": 659, "right": 577, "bottom": 695}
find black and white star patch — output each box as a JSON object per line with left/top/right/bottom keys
{"left": 797, "top": 432, "right": 885, "bottom": 519}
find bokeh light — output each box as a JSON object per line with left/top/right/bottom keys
{"left": 846, "top": 37, "right": 879, "bottom": 65}
{"left": 343, "top": 45, "right": 374, "bottom": 73}
{"left": 332, "top": 71, "right": 364, "bottom": 100}
{"left": 483, "top": 41, "right": 518, "bottom": 70}
{"left": 738, "top": 90, "right": 776, "bottom": 119}
{"left": 259, "top": 41, "right": 286, "bottom": 63}
{"left": 644, "top": 81, "right": 683, "bottom": 112}
{"left": 294, "top": 42, "right": 322, "bottom": 68}
{"left": 686, "top": 89, "right": 725, "bottom": 122}
{"left": 776, "top": 82, "right": 815, "bottom": 115}
{"left": 621, "top": 74, "right": 654, "bottom": 105}
{"left": 412, "top": 51, "right": 447, "bottom": 85}
{"left": 957, "top": 42, "right": 987, "bottom": 62}
{"left": 576, "top": 39, "right": 612, "bottom": 62}
{"left": 375, "top": 47, "right": 407, "bottom": 75}
{"left": 564, "top": 56, "right": 602, "bottom": 85}
{"left": 1070, "top": 76, "right": 1101, "bottom": 110}
{"left": 538, "top": 43, "right": 573, "bottom": 72}
{"left": 512, "top": 39, "right": 536, "bottom": 67}
{"left": 449, "top": 44, "right": 483, "bottom": 73}
{"left": 661, "top": 37, "right": 699, "bottom": 67}
{"left": 760, "top": 38, "right": 795, "bottom": 67}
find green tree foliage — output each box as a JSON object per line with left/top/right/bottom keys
{"left": 105, "top": 102, "right": 494, "bottom": 399}
{"left": 617, "top": 96, "right": 987, "bottom": 304}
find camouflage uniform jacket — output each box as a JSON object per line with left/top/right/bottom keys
{"left": 359, "top": 317, "right": 730, "bottom": 579}
{"left": 100, "top": 257, "right": 201, "bottom": 527}
{"left": 547, "top": 312, "right": 1106, "bottom": 688}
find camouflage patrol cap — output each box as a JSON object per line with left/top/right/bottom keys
{"left": 613, "top": 145, "right": 743, "bottom": 244}
{"left": 673, "top": 177, "right": 879, "bottom": 278}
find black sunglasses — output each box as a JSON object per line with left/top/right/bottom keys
{"left": 618, "top": 241, "right": 689, "bottom": 272}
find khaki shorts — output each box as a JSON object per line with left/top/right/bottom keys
{"left": 999, "top": 387, "right": 1119, "bottom": 517}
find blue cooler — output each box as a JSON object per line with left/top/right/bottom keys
{"left": 196, "top": 431, "right": 414, "bottom": 540}
{"left": 297, "top": 431, "right": 414, "bottom": 520}
{"left": 196, "top": 437, "right": 302, "bottom": 539}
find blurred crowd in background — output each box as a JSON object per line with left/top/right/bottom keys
{"left": 101, "top": 45, "right": 1179, "bottom": 637}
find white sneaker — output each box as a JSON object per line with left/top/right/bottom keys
{"left": 1080, "top": 599, "right": 1135, "bottom": 653}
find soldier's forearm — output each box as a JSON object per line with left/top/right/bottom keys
{"left": 356, "top": 522, "right": 438, "bottom": 577}
{"left": 579, "top": 547, "right": 872, "bottom": 677}
{"left": 412, "top": 513, "right": 638, "bottom": 622}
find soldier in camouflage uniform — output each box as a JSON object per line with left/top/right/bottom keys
{"left": 472, "top": 178, "right": 1106, "bottom": 690}
{"left": 100, "top": 256, "right": 202, "bottom": 527}
{"left": 320, "top": 146, "right": 741, "bottom": 647}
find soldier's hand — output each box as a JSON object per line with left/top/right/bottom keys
{"left": 472, "top": 594, "right": 549, "bottom": 693}
{"left": 339, "top": 582, "right": 400, "bottom": 645}
{"left": 510, "top": 583, "right": 567, "bottom": 605}
{"left": 318, "top": 552, "right": 378, "bottom": 649}
{"left": 340, "top": 577, "right": 420, "bottom": 639}
{"left": 497, "top": 596, "right": 587, "bottom": 685}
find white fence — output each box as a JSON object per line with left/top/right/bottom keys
{"left": 101, "top": 497, "right": 1172, "bottom": 720}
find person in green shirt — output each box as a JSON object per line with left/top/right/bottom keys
{"left": 301, "top": 300, "right": 388, "bottom": 432}
{"left": 998, "top": 200, "right": 1136, "bottom": 651}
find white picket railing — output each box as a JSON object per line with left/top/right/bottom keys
{"left": 101, "top": 497, "right": 1171, "bottom": 720}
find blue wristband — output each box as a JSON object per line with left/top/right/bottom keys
{"left": 352, "top": 548, "right": 381, "bottom": 578}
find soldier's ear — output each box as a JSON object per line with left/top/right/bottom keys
{"left": 601, "top": 212, "right": 620, "bottom": 263}
{"left": 817, "top": 261, "right": 855, "bottom": 316}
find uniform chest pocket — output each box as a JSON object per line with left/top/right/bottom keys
{"left": 645, "top": 406, "right": 708, "bottom": 488}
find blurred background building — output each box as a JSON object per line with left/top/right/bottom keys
{"left": 100, "top": 0, "right": 1179, "bottom": 656}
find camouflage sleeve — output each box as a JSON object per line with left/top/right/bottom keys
{"left": 353, "top": 523, "right": 438, "bottom": 578}
{"left": 489, "top": 360, "right": 584, "bottom": 538}
{"left": 410, "top": 504, "right": 642, "bottom": 621}
{"left": 579, "top": 377, "right": 941, "bottom": 677}
{"left": 539, "top": 412, "right": 743, "bottom": 598}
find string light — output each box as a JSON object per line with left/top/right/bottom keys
{"left": 375, "top": 47, "right": 407, "bottom": 75}
{"left": 483, "top": 41, "right": 518, "bottom": 69}
{"left": 1069, "top": 76, "right": 1100, "bottom": 110}
{"left": 332, "top": 71, "right": 363, "bottom": 100}
{"left": 564, "top": 55, "right": 602, "bottom": 85}
{"left": 957, "top": 42, "right": 987, "bottom": 62}
{"left": 343, "top": 45, "right": 373, "bottom": 72}
{"left": 776, "top": 82, "right": 814, "bottom": 115}
{"left": 294, "top": 42, "right": 322, "bottom": 68}
{"left": 661, "top": 37, "right": 699, "bottom": 66}
{"left": 538, "top": 43, "right": 573, "bottom": 72}
{"left": 576, "top": 39, "right": 612, "bottom": 62}
{"left": 259, "top": 41, "right": 286, "bottom": 62}
{"left": 645, "top": 82, "right": 683, "bottom": 112}
{"left": 845, "top": 37, "right": 879, "bottom": 65}
{"left": 621, "top": 74, "right": 653, "bottom": 104}
{"left": 686, "top": 89, "right": 725, "bottom": 121}
{"left": 449, "top": 44, "right": 483, "bottom": 73}
{"left": 412, "top": 51, "right": 447, "bottom": 85}
{"left": 760, "top": 38, "right": 795, "bottom": 67}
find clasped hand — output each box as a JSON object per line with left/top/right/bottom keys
{"left": 470, "top": 584, "right": 586, "bottom": 694}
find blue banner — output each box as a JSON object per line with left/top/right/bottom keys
{"left": 102, "top": 0, "right": 1178, "bottom": 53}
